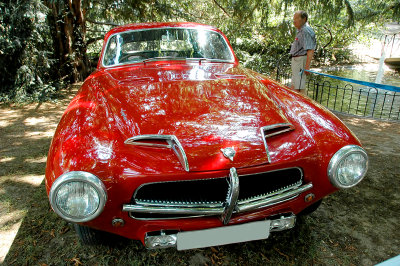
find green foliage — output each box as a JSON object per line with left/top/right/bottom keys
{"left": 0, "top": 0, "right": 61, "bottom": 103}
{"left": 0, "top": 0, "right": 58, "bottom": 102}
{"left": 1, "top": 0, "right": 399, "bottom": 102}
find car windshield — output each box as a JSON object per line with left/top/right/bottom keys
{"left": 102, "top": 27, "right": 235, "bottom": 66}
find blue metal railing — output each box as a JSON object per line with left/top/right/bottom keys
{"left": 273, "top": 64, "right": 400, "bottom": 121}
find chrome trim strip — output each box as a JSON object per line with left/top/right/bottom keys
{"left": 238, "top": 180, "right": 302, "bottom": 205}
{"left": 123, "top": 204, "right": 224, "bottom": 215}
{"left": 221, "top": 168, "right": 240, "bottom": 224}
{"left": 128, "top": 213, "right": 211, "bottom": 220}
{"left": 125, "top": 134, "right": 189, "bottom": 172}
{"left": 169, "top": 136, "right": 190, "bottom": 172}
{"left": 237, "top": 183, "right": 313, "bottom": 212}
{"left": 260, "top": 127, "right": 272, "bottom": 163}
{"left": 135, "top": 200, "right": 223, "bottom": 208}
{"left": 122, "top": 183, "right": 313, "bottom": 217}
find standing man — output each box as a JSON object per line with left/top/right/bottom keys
{"left": 290, "top": 10, "right": 316, "bottom": 95}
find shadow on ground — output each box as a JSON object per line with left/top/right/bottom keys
{"left": 0, "top": 86, "right": 78, "bottom": 263}
{"left": 1, "top": 87, "right": 399, "bottom": 265}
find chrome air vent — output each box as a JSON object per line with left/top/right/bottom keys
{"left": 262, "top": 123, "right": 295, "bottom": 138}
{"left": 125, "top": 135, "right": 189, "bottom": 172}
{"left": 260, "top": 123, "right": 295, "bottom": 163}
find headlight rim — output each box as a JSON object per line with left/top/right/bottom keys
{"left": 328, "top": 145, "right": 368, "bottom": 189}
{"left": 49, "top": 171, "right": 107, "bottom": 223}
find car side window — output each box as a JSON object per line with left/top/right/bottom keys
{"left": 195, "top": 31, "right": 231, "bottom": 61}
{"left": 103, "top": 36, "right": 118, "bottom": 66}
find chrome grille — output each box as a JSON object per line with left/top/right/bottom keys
{"left": 238, "top": 168, "right": 303, "bottom": 203}
{"left": 129, "top": 167, "right": 304, "bottom": 219}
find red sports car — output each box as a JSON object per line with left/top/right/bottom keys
{"left": 45, "top": 22, "right": 368, "bottom": 250}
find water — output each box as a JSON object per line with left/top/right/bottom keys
{"left": 314, "top": 63, "right": 400, "bottom": 88}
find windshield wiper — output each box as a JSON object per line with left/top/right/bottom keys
{"left": 142, "top": 56, "right": 186, "bottom": 65}
{"left": 142, "top": 56, "right": 233, "bottom": 65}
{"left": 186, "top": 57, "right": 232, "bottom": 65}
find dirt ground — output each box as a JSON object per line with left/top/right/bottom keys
{"left": 0, "top": 85, "right": 399, "bottom": 265}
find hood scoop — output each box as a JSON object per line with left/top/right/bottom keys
{"left": 125, "top": 135, "right": 189, "bottom": 172}
{"left": 260, "top": 123, "right": 295, "bottom": 163}
{"left": 262, "top": 123, "right": 295, "bottom": 138}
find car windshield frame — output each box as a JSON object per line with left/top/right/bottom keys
{"left": 101, "top": 27, "right": 236, "bottom": 68}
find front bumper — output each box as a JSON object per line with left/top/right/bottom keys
{"left": 81, "top": 166, "right": 324, "bottom": 246}
{"left": 144, "top": 213, "right": 296, "bottom": 250}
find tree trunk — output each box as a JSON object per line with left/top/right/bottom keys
{"left": 45, "top": 0, "right": 89, "bottom": 83}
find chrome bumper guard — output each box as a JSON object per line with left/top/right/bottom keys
{"left": 122, "top": 183, "right": 313, "bottom": 218}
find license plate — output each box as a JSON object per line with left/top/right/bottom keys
{"left": 176, "top": 220, "right": 271, "bottom": 250}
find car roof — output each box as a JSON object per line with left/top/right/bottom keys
{"left": 106, "top": 22, "right": 220, "bottom": 37}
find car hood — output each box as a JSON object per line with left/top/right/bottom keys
{"left": 92, "top": 63, "right": 292, "bottom": 171}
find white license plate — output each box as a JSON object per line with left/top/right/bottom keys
{"left": 176, "top": 220, "right": 271, "bottom": 250}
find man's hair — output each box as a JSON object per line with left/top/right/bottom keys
{"left": 296, "top": 10, "right": 308, "bottom": 22}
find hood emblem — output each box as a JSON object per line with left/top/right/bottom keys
{"left": 221, "top": 147, "right": 236, "bottom": 161}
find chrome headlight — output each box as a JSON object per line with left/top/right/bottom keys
{"left": 49, "top": 171, "right": 107, "bottom": 222}
{"left": 328, "top": 145, "right": 368, "bottom": 189}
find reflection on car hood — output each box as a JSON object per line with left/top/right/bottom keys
{"left": 92, "top": 63, "right": 291, "bottom": 171}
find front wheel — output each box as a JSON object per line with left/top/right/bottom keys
{"left": 299, "top": 200, "right": 322, "bottom": 216}
{"left": 73, "top": 224, "right": 119, "bottom": 245}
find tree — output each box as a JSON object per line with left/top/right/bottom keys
{"left": 44, "top": 0, "right": 89, "bottom": 83}
{"left": 44, "top": 0, "right": 177, "bottom": 83}
{"left": 0, "top": 0, "right": 58, "bottom": 102}
{"left": 1, "top": 0, "right": 399, "bottom": 102}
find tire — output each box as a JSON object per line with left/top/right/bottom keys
{"left": 73, "top": 224, "right": 116, "bottom": 245}
{"left": 299, "top": 200, "right": 322, "bottom": 216}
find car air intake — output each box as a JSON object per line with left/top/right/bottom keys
{"left": 260, "top": 123, "right": 295, "bottom": 163}
{"left": 130, "top": 167, "right": 303, "bottom": 219}
{"left": 134, "top": 177, "right": 229, "bottom": 205}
